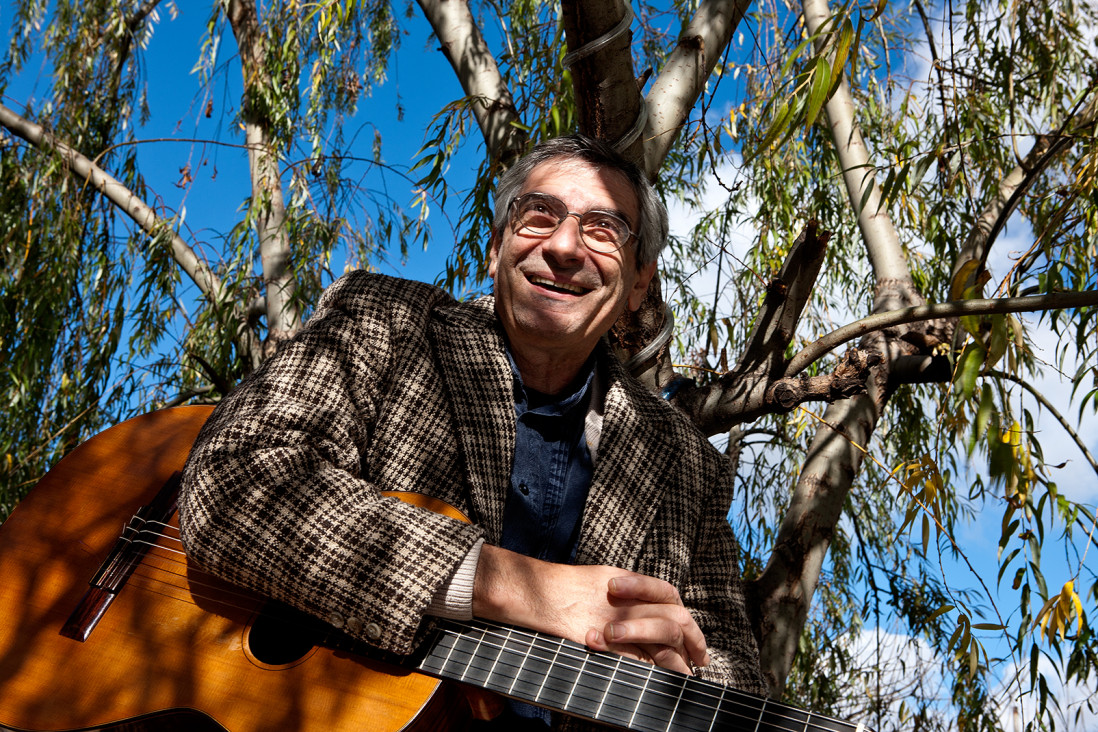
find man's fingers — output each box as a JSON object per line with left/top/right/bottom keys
{"left": 607, "top": 574, "right": 683, "bottom": 606}
{"left": 605, "top": 615, "right": 710, "bottom": 668}
{"left": 586, "top": 629, "right": 693, "bottom": 675}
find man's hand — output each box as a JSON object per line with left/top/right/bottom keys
{"left": 472, "top": 545, "right": 708, "bottom": 675}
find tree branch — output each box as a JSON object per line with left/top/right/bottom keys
{"left": 225, "top": 0, "right": 299, "bottom": 353}
{"left": 671, "top": 348, "right": 880, "bottom": 434}
{"left": 734, "top": 221, "right": 830, "bottom": 377}
{"left": 803, "top": 0, "right": 915, "bottom": 297}
{"left": 641, "top": 0, "right": 752, "bottom": 179}
{"left": 788, "top": 290, "right": 1098, "bottom": 376}
{"left": 950, "top": 81, "right": 1098, "bottom": 295}
{"left": 416, "top": 0, "right": 525, "bottom": 168}
{"left": 561, "top": 0, "right": 645, "bottom": 159}
{"left": 0, "top": 101, "right": 262, "bottom": 368}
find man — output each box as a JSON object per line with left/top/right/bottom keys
{"left": 179, "top": 135, "right": 765, "bottom": 729}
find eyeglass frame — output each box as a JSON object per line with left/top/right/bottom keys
{"left": 507, "top": 192, "right": 639, "bottom": 254}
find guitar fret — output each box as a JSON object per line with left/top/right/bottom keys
{"left": 533, "top": 636, "right": 566, "bottom": 705}
{"left": 705, "top": 686, "right": 726, "bottom": 732}
{"left": 664, "top": 674, "right": 687, "bottom": 732}
{"left": 457, "top": 626, "right": 486, "bottom": 683}
{"left": 419, "top": 628, "right": 461, "bottom": 677}
{"left": 506, "top": 633, "right": 531, "bottom": 696}
{"left": 593, "top": 653, "right": 623, "bottom": 722}
{"left": 627, "top": 665, "right": 655, "bottom": 730}
{"left": 482, "top": 626, "right": 511, "bottom": 689}
{"left": 417, "top": 620, "right": 870, "bottom": 732}
{"left": 752, "top": 697, "right": 768, "bottom": 732}
{"left": 562, "top": 653, "right": 590, "bottom": 712}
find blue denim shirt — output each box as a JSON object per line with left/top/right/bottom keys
{"left": 499, "top": 350, "right": 596, "bottom": 564}
{"left": 497, "top": 350, "right": 597, "bottom": 728}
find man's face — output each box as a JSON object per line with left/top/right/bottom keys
{"left": 489, "top": 159, "right": 656, "bottom": 362}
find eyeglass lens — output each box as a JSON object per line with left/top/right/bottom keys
{"left": 512, "top": 193, "right": 633, "bottom": 252}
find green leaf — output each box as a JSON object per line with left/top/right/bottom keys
{"left": 828, "top": 19, "right": 854, "bottom": 95}
{"left": 804, "top": 57, "right": 832, "bottom": 129}
{"left": 955, "top": 343, "right": 984, "bottom": 400}
{"left": 987, "top": 314, "right": 1009, "bottom": 369}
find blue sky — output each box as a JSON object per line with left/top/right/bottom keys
{"left": 127, "top": 4, "right": 471, "bottom": 286}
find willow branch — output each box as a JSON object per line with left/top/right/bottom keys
{"left": 225, "top": 0, "right": 299, "bottom": 349}
{"left": 641, "top": 0, "right": 751, "bottom": 178}
{"left": 950, "top": 82, "right": 1098, "bottom": 294}
{"left": 0, "top": 101, "right": 262, "bottom": 367}
{"left": 416, "top": 0, "right": 525, "bottom": 167}
{"left": 987, "top": 370, "right": 1098, "bottom": 482}
{"left": 787, "top": 291, "right": 1098, "bottom": 376}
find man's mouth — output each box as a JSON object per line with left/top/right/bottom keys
{"left": 528, "top": 275, "right": 588, "bottom": 295}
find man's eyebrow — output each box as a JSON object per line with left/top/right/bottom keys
{"left": 526, "top": 191, "right": 635, "bottom": 224}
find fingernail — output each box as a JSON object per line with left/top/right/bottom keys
{"left": 608, "top": 623, "right": 623, "bottom": 641}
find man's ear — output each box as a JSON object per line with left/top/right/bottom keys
{"left": 488, "top": 232, "right": 501, "bottom": 280}
{"left": 627, "top": 261, "right": 657, "bottom": 312}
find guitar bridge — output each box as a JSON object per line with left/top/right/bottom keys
{"left": 59, "top": 471, "right": 183, "bottom": 642}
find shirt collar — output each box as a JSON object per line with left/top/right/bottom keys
{"left": 505, "top": 346, "right": 600, "bottom": 417}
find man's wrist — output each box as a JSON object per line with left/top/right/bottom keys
{"left": 472, "top": 543, "right": 547, "bottom": 630}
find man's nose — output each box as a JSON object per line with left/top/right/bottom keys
{"left": 542, "top": 213, "right": 586, "bottom": 263}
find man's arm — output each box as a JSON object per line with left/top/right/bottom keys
{"left": 472, "top": 545, "right": 710, "bottom": 676}
{"left": 179, "top": 274, "right": 485, "bottom": 655}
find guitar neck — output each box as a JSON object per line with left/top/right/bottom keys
{"left": 416, "top": 619, "right": 867, "bottom": 732}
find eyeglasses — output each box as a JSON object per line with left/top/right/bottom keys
{"left": 508, "top": 192, "right": 637, "bottom": 253}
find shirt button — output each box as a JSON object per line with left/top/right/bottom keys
{"left": 364, "top": 622, "right": 382, "bottom": 640}
{"left": 328, "top": 612, "right": 345, "bottom": 629}
{"left": 345, "top": 617, "right": 362, "bottom": 634}
{"left": 519, "top": 482, "right": 529, "bottom": 495}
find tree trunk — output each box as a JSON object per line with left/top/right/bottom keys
{"left": 225, "top": 0, "right": 299, "bottom": 354}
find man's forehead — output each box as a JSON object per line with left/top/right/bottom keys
{"left": 521, "top": 159, "right": 638, "bottom": 217}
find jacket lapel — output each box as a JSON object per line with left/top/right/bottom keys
{"left": 429, "top": 297, "right": 514, "bottom": 542}
{"left": 575, "top": 355, "right": 674, "bottom": 569}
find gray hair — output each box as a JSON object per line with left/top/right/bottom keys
{"left": 491, "top": 135, "right": 668, "bottom": 267}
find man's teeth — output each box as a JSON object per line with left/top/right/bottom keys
{"left": 530, "top": 276, "right": 584, "bottom": 294}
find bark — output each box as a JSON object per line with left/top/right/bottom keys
{"left": 747, "top": 0, "right": 926, "bottom": 696}
{"left": 416, "top": 0, "right": 525, "bottom": 168}
{"left": 640, "top": 0, "right": 753, "bottom": 179}
{"left": 225, "top": 0, "right": 298, "bottom": 355}
{"left": 561, "top": 0, "right": 645, "bottom": 160}
{"left": 0, "top": 101, "right": 262, "bottom": 369}
{"left": 560, "top": 0, "right": 753, "bottom": 390}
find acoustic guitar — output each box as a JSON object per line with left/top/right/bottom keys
{"left": 0, "top": 406, "right": 872, "bottom": 732}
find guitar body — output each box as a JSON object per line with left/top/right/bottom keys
{"left": 0, "top": 407, "right": 463, "bottom": 732}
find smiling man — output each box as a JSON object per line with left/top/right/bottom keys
{"left": 179, "top": 135, "right": 765, "bottom": 730}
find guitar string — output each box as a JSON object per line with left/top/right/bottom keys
{"left": 118, "top": 524, "right": 863, "bottom": 732}
{"left": 122, "top": 554, "right": 848, "bottom": 732}
{"left": 433, "top": 621, "right": 851, "bottom": 732}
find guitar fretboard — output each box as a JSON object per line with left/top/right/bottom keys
{"left": 416, "top": 619, "right": 866, "bottom": 732}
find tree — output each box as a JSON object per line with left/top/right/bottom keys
{"left": 2, "top": 0, "right": 1096, "bottom": 729}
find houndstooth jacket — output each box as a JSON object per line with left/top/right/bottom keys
{"left": 179, "top": 271, "right": 766, "bottom": 707}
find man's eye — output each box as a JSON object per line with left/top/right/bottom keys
{"left": 522, "top": 209, "right": 558, "bottom": 230}
{"left": 525, "top": 204, "right": 555, "bottom": 219}
{"left": 584, "top": 215, "right": 626, "bottom": 240}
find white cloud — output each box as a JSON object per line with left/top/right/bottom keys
{"left": 992, "top": 653, "right": 1097, "bottom": 731}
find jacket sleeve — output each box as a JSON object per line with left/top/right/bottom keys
{"left": 178, "top": 273, "right": 486, "bottom": 654}
{"left": 680, "top": 455, "right": 768, "bottom": 697}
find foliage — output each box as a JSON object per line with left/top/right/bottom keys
{"left": 1, "top": 0, "right": 1096, "bottom": 729}
{"left": 703, "top": 0, "right": 1098, "bottom": 727}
